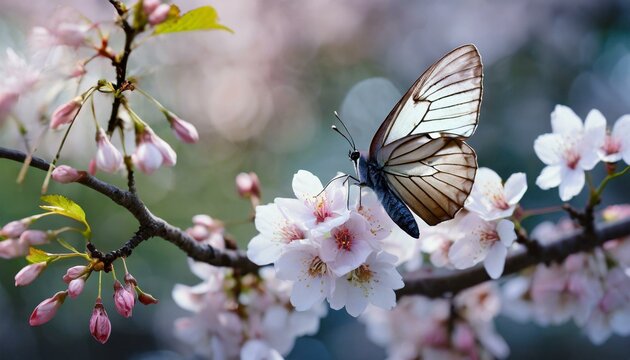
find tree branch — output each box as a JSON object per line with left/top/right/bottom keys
{"left": 1, "top": 146, "right": 630, "bottom": 298}
{"left": 0, "top": 146, "right": 260, "bottom": 274}
{"left": 397, "top": 216, "right": 630, "bottom": 298}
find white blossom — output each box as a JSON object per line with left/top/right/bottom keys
{"left": 465, "top": 167, "right": 527, "bottom": 221}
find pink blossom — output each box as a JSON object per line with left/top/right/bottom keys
{"left": 29, "top": 291, "right": 67, "bottom": 326}
{"left": 1, "top": 220, "right": 28, "bottom": 238}
{"left": 18, "top": 230, "right": 50, "bottom": 246}
{"left": 0, "top": 238, "right": 29, "bottom": 259}
{"left": 89, "top": 298, "right": 111, "bottom": 344}
{"left": 63, "top": 265, "right": 87, "bottom": 283}
{"left": 149, "top": 4, "right": 171, "bottom": 25}
{"left": 68, "top": 277, "right": 86, "bottom": 299}
{"left": 51, "top": 165, "right": 82, "bottom": 183}
{"left": 50, "top": 96, "right": 82, "bottom": 130}
{"left": 14, "top": 262, "right": 47, "bottom": 287}
{"left": 133, "top": 129, "right": 177, "bottom": 173}
{"left": 143, "top": 0, "right": 161, "bottom": 14}
{"left": 95, "top": 128, "right": 123, "bottom": 173}
{"left": 169, "top": 114, "right": 199, "bottom": 143}
{"left": 465, "top": 168, "right": 527, "bottom": 221}
{"left": 319, "top": 213, "right": 375, "bottom": 276}
{"left": 236, "top": 172, "right": 261, "bottom": 199}
{"left": 113, "top": 280, "right": 135, "bottom": 318}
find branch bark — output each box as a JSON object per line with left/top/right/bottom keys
{"left": 1, "top": 146, "right": 629, "bottom": 298}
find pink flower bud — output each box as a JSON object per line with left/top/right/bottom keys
{"left": 1, "top": 220, "right": 29, "bottom": 238}
{"left": 168, "top": 114, "right": 199, "bottom": 143}
{"left": 138, "top": 290, "right": 159, "bottom": 305}
{"left": 19, "top": 230, "right": 50, "bottom": 246}
{"left": 95, "top": 128, "right": 123, "bottom": 173}
{"left": 149, "top": 130, "right": 177, "bottom": 166}
{"left": 88, "top": 158, "right": 97, "bottom": 175}
{"left": 89, "top": 298, "right": 111, "bottom": 344}
{"left": 0, "top": 239, "right": 29, "bottom": 259}
{"left": 15, "top": 262, "right": 47, "bottom": 286}
{"left": 124, "top": 273, "right": 138, "bottom": 287}
{"left": 236, "top": 172, "right": 261, "bottom": 199}
{"left": 63, "top": 265, "right": 87, "bottom": 283}
{"left": 52, "top": 165, "right": 82, "bottom": 183}
{"left": 149, "top": 4, "right": 171, "bottom": 25}
{"left": 113, "top": 280, "right": 135, "bottom": 318}
{"left": 134, "top": 140, "right": 164, "bottom": 174}
{"left": 29, "top": 291, "right": 67, "bottom": 326}
{"left": 68, "top": 277, "right": 86, "bottom": 298}
{"left": 143, "top": 0, "right": 160, "bottom": 14}
{"left": 50, "top": 96, "right": 82, "bottom": 130}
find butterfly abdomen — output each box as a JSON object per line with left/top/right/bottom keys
{"left": 359, "top": 155, "right": 420, "bottom": 238}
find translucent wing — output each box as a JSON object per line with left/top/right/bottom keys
{"left": 381, "top": 136, "right": 477, "bottom": 226}
{"left": 369, "top": 44, "right": 482, "bottom": 156}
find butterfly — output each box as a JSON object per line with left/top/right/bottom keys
{"left": 335, "top": 44, "right": 482, "bottom": 239}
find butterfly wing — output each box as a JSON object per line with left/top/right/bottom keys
{"left": 369, "top": 44, "right": 482, "bottom": 156}
{"left": 379, "top": 135, "right": 477, "bottom": 226}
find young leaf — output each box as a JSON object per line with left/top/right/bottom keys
{"left": 154, "top": 6, "right": 233, "bottom": 35}
{"left": 40, "top": 195, "right": 91, "bottom": 238}
{"left": 26, "top": 247, "right": 52, "bottom": 264}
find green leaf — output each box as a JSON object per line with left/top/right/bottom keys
{"left": 57, "top": 238, "right": 80, "bottom": 254}
{"left": 26, "top": 247, "right": 52, "bottom": 264}
{"left": 154, "top": 6, "right": 233, "bottom": 35}
{"left": 40, "top": 195, "right": 91, "bottom": 238}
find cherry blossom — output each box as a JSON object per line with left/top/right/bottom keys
{"left": 275, "top": 242, "right": 335, "bottom": 311}
{"left": 89, "top": 298, "right": 112, "bottom": 344}
{"left": 591, "top": 114, "right": 630, "bottom": 164}
{"left": 94, "top": 128, "right": 123, "bottom": 173}
{"left": 247, "top": 203, "right": 308, "bottom": 265}
{"left": 465, "top": 167, "right": 527, "bottom": 221}
{"left": 448, "top": 213, "right": 517, "bottom": 279}
{"left": 29, "top": 291, "right": 67, "bottom": 326}
{"left": 534, "top": 105, "right": 605, "bottom": 201}
{"left": 420, "top": 212, "right": 466, "bottom": 269}
{"left": 328, "top": 252, "right": 403, "bottom": 317}
{"left": 275, "top": 170, "right": 350, "bottom": 233}
{"left": 14, "top": 262, "right": 47, "bottom": 287}
{"left": 318, "top": 213, "right": 376, "bottom": 276}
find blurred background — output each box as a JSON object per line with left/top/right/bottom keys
{"left": 1, "top": 0, "right": 630, "bottom": 359}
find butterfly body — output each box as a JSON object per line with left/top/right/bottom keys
{"left": 345, "top": 44, "right": 483, "bottom": 239}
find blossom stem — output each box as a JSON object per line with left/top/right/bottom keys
{"left": 98, "top": 270, "right": 102, "bottom": 299}
{"left": 594, "top": 165, "right": 630, "bottom": 200}
{"left": 519, "top": 206, "right": 564, "bottom": 221}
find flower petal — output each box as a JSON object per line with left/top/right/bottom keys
{"left": 504, "top": 172, "right": 527, "bottom": 205}
{"left": 558, "top": 167, "right": 585, "bottom": 201}
{"left": 536, "top": 165, "right": 562, "bottom": 190}
{"left": 484, "top": 244, "right": 507, "bottom": 279}
{"left": 496, "top": 219, "right": 516, "bottom": 247}
{"left": 534, "top": 134, "right": 564, "bottom": 165}
{"left": 551, "top": 105, "right": 583, "bottom": 135}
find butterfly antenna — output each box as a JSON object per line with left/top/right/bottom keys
{"left": 331, "top": 125, "right": 355, "bottom": 150}
{"left": 333, "top": 111, "right": 356, "bottom": 150}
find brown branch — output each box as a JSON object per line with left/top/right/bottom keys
{"left": 2, "top": 146, "right": 630, "bottom": 297}
{"left": 0, "top": 146, "right": 260, "bottom": 274}
{"left": 397, "top": 216, "right": 630, "bottom": 298}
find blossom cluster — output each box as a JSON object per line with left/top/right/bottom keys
{"left": 361, "top": 282, "right": 509, "bottom": 360}
{"left": 502, "top": 204, "right": 630, "bottom": 344}
{"left": 535, "top": 105, "right": 630, "bottom": 200}
{"left": 246, "top": 170, "right": 407, "bottom": 317}
{"left": 415, "top": 167, "right": 527, "bottom": 280}
{"left": 173, "top": 215, "right": 326, "bottom": 359}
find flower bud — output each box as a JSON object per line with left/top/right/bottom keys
{"left": 95, "top": 128, "right": 123, "bottom": 173}
{"left": 63, "top": 265, "right": 87, "bottom": 283}
{"left": 1, "top": 219, "right": 29, "bottom": 238}
{"left": 15, "top": 262, "right": 47, "bottom": 286}
{"left": 134, "top": 139, "right": 163, "bottom": 174}
{"left": 88, "top": 159, "right": 97, "bottom": 175}
{"left": 89, "top": 298, "right": 111, "bottom": 344}
{"left": 236, "top": 172, "right": 261, "bottom": 199}
{"left": 149, "top": 130, "right": 177, "bottom": 166}
{"left": 50, "top": 96, "right": 82, "bottom": 130}
{"left": 52, "top": 165, "right": 82, "bottom": 183}
{"left": 113, "top": 280, "right": 135, "bottom": 318}
{"left": 168, "top": 113, "right": 199, "bottom": 144}
{"left": 0, "top": 238, "right": 29, "bottom": 259}
{"left": 149, "top": 4, "right": 171, "bottom": 25}
{"left": 29, "top": 291, "right": 67, "bottom": 326}
{"left": 137, "top": 289, "right": 159, "bottom": 305}
{"left": 143, "top": 0, "right": 160, "bottom": 14}
{"left": 68, "top": 277, "right": 86, "bottom": 298}
{"left": 19, "top": 230, "right": 50, "bottom": 246}
{"left": 124, "top": 273, "right": 138, "bottom": 287}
